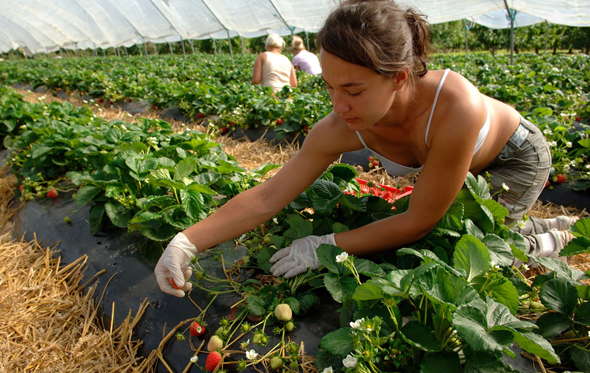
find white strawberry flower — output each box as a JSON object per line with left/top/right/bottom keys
{"left": 342, "top": 354, "right": 358, "bottom": 368}
{"left": 190, "top": 356, "right": 198, "bottom": 363}
{"left": 246, "top": 349, "right": 258, "bottom": 360}
{"left": 336, "top": 252, "right": 348, "bottom": 263}
{"left": 322, "top": 367, "right": 334, "bottom": 373}
{"left": 350, "top": 318, "right": 364, "bottom": 329}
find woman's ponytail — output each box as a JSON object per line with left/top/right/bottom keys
{"left": 404, "top": 8, "right": 430, "bottom": 77}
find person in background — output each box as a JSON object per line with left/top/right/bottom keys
{"left": 252, "top": 33, "right": 297, "bottom": 92}
{"left": 156, "top": 0, "right": 578, "bottom": 297}
{"left": 291, "top": 35, "right": 322, "bottom": 75}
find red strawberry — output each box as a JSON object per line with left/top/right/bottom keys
{"left": 381, "top": 191, "right": 393, "bottom": 200}
{"left": 277, "top": 118, "right": 283, "bottom": 125}
{"left": 575, "top": 116, "right": 582, "bottom": 122}
{"left": 303, "top": 125, "right": 309, "bottom": 132}
{"left": 19, "top": 185, "right": 23, "bottom": 192}
{"left": 545, "top": 180, "right": 550, "bottom": 188}
{"left": 368, "top": 156, "right": 374, "bottom": 162}
{"left": 108, "top": 100, "right": 112, "bottom": 105}
{"left": 128, "top": 98, "right": 132, "bottom": 102}
{"left": 556, "top": 174, "right": 566, "bottom": 183}
{"left": 98, "top": 98, "right": 103, "bottom": 104}
{"left": 190, "top": 321, "right": 205, "bottom": 337}
{"left": 373, "top": 160, "right": 379, "bottom": 167}
{"left": 205, "top": 351, "right": 222, "bottom": 371}
{"left": 152, "top": 105, "right": 157, "bottom": 110}
{"left": 46, "top": 189, "right": 58, "bottom": 199}
{"left": 230, "top": 122, "right": 235, "bottom": 127}
{"left": 198, "top": 112, "right": 204, "bottom": 118}
{"left": 170, "top": 278, "right": 182, "bottom": 290}
{"left": 221, "top": 127, "right": 228, "bottom": 134}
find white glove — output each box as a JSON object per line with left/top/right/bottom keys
{"left": 269, "top": 234, "right": 336, "bottom": 278}
{"left": 154, "top": 232, "right": 198, "bottom": 297}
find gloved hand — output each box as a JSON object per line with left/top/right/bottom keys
{"left": 269, "top": 234, "right": 336, "bottom": 278}
{"left": 154, "top": 232, "right": 198, "bottom": 297}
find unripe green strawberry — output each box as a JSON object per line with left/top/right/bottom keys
{"left": 289, "top": 361, "right": 299, "bottom": 370}
{"left": 252, "top": 334, "right": 262, "bottom": 344}
{"left": 530, "top": 301, "right": 544, "bottom": 311}
{"left": 285, "top": 321, "right": 294, "bottom": 332}
{"left": 207, "top": 335, "right": 224, "bottom": 351}
{"left": 274, "top": 304, "right": 292, "bottom": 321}
{"left": 270, "top": 357, "right": 283, "bottom": 370}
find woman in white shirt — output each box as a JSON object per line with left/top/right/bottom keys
{"left": 252, "top": 33, "right": 297, "bottom": 92}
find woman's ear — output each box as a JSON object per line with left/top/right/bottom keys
{"left": 393, "top": 68, "right": 409, "bottom": 90}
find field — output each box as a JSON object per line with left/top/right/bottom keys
{"left": 1, "top": 52, "right": 590, "bottom": 373}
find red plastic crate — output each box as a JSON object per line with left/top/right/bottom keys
{"left": 352, "top": 178, "right": 413, "bottom": 203}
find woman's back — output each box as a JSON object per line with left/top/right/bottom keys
{"left": 261, "top": 52, "right": 293, "bottom": 92}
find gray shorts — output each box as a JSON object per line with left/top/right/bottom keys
{"left": 481, "top": 117, "right": 552, "bottom": 224}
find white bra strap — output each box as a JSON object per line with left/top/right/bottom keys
{"left": 424, "top": 69, "right": 451, "bottom": 146}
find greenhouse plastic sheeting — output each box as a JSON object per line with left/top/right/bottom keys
{"left": 1, "top": 0, "right": 590, "bottom": 55}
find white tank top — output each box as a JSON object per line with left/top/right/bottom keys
{"left": 261, "top": 52, "right": 292, "bottom": 92}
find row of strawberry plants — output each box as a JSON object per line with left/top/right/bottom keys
{"left": 2, "top": 84, "right": 590, "bottom": 372}
{"left": 1, "top": 86, "right": 278, "bottom": 242}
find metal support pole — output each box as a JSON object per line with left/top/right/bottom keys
{"left": 168, "top": 42, "right": 174, "bottom": 55}
{"left": 305, "top": 31, "right": 309, "bottom": 51}
{"left": 189, "top": 39, "right": 195, "bottom": 54}
{"left": 213, "top": 38, "right": 217, "bottom": 54}
{"left": 544, "top": 20, "right": 549, "bottom": 54}
{"left": 227, "top": 30, "right": 234, "bottom": 64}
{"left": 180, "top": 36, "right": 187, "bottom": 58}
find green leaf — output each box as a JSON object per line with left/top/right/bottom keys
{"left": 284, "top": 297, "right": 301, "bottom": 315}
{"left": 353, "top": 283, "right": 383, "bottom": 301}
{"left": 104, "top": 202, "right": 132, "bottom": 228}
{"left": 570, "top": 217, "right": 590, "bottom": 237}
{"left": 400, "top": 321, "right": 442, "bottom": 352}
{"left": 316, "top": 244, "right": 343, "bottom": 274}
{"left": 31, "top": 146, "right": 52, "bottom": 159}
{"left": 463, "top": 352, "right": 518, "bottom": 373}
{"left": 174, "top": 158, "right": 196, "bottom": 180}
{"left": 464, "top": 172, "right": 492, "bottom": 200}
{"left": 420, "top": 351, "right": 461, "bottom": 373}
{"left": 512, "top": 331, "right": 560, "bottom": 365}
{"left": 282, "top": 214, "right": 313, "bottom": 241}
{"left": 247, "top": 296, "right": 267, "bottom": 316}
{"left": 75, "top": 185, "right": 103, "bottom": 206}
{"left": 535, "top": 312, "right": 570, "bottom": 339}
{"left": 488, "top": 278, "right": 520, "bottom": 315}
{"left": 319, "top": 328, "right": 354, "bottom": 355}
{"left": 257, "top": 247, "right": 277, "bottom": 273}
{"left": 89, "top": 203, "right": 105, "bottom": 235}
{"left": 560, "top": 236, "right": 590, "bottom": 256}
{"left": 482, "top": 234, "right": 514, "bottom": 267}
{"left": 452, "top": 235, "right": 491, "bottom": 282}
{"left": 186, "top": 182, "right": 216, "bottom": 194}
{"left": 540, "top": 278, "right": 578, "bottom": 318}
{"left": 324, "top": 272, "right": 357, "bottom": 303}
{"left": 251, "top": 163, "right": 281, "bottom": 179}
{"left": 570, "top": 345, "right": 590, "bottom": 373}
{"left": 181, "top": 189, "right": 204, "bottom": 220}
{"left": 437, "top": 201, "right": 464, "bottom": 231}
{"left": 327, "top": 163, "right": 358, "bottom": 183}
{"left": 308, "top": 179, "right": 343, "bottom": 215}
{"left": 574, "top": 301, "right": 590, "bottom": 325}
{"left": 453, "top": 306, "right": 514, "bottom": 353}
{"left": 353, "top": 258, "right": 385, "bottom": 277}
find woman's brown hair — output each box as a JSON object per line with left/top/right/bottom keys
{"left": 317, "top": 0, "right": 430, "bottom": 84}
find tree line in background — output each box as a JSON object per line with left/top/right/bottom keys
{"left": 2, "top": 21, "right": 589, "bottom": 60}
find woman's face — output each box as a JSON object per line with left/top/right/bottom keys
{"left": 320, "top": 49, "right": 397, "bottom": 131}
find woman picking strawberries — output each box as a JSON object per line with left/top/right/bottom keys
{"left": 155, "top": 0, "right": 577, "bottom": 296}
